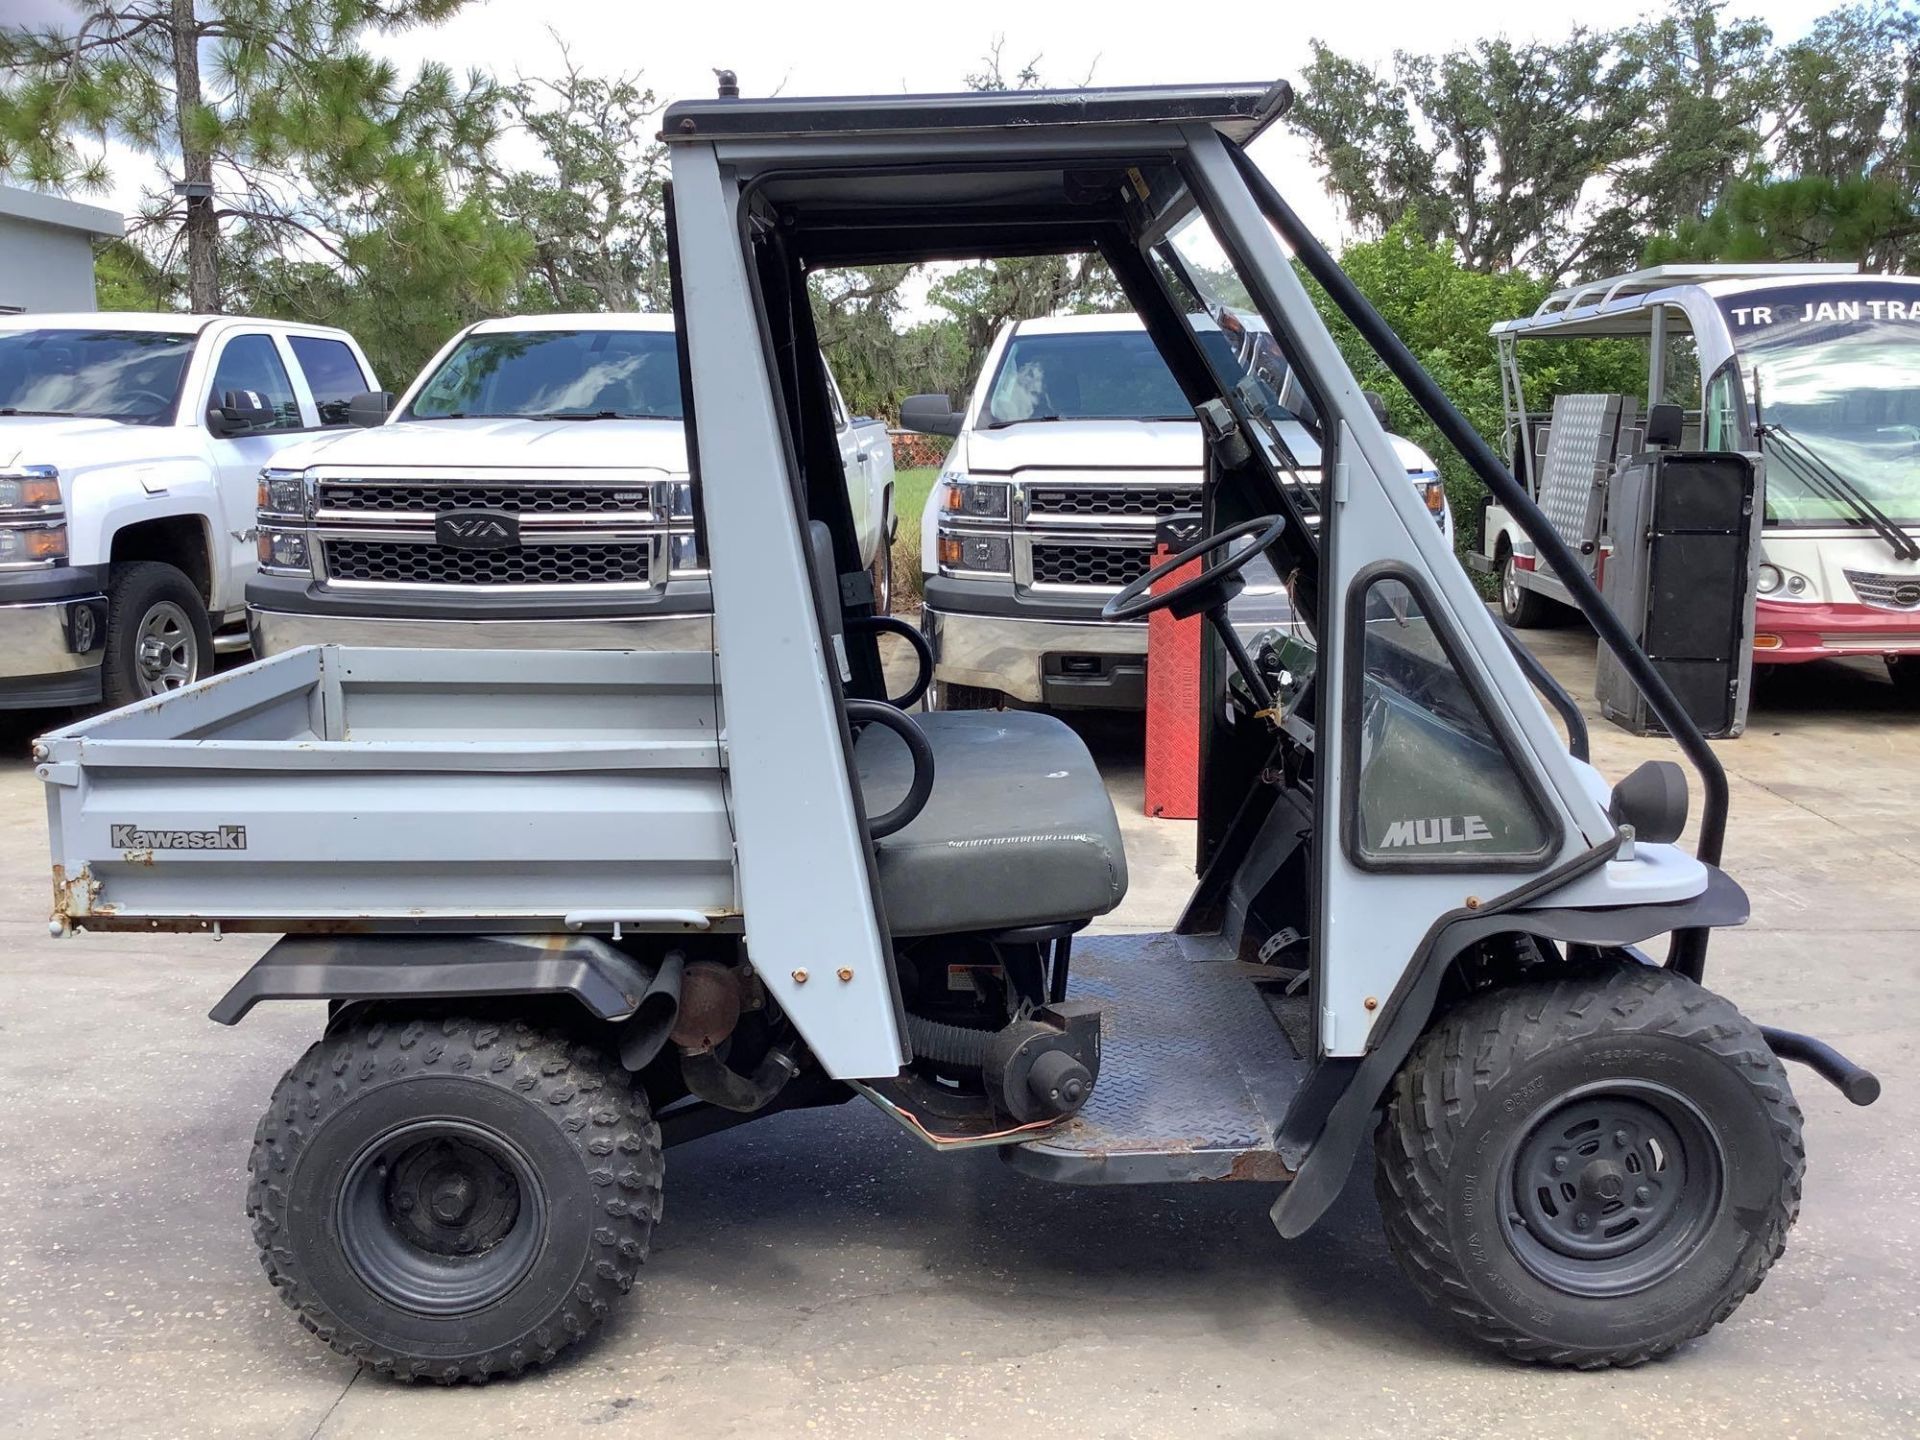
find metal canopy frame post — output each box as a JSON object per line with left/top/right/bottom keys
{"left": 1227, "top": 144, "right": 1728, "bottom": 981}
{"left": 667, "top": 144, "right": 904, "bottom": 1076}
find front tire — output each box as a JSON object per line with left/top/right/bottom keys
{"left": 248, "top": 1013, "right": 662, "bottom": 1383}
{"left": 102, "top": 561, "right": 211, "bottom": 706}
{"left": 1374, "top": 962, "right": 1803, "bottom": 1368}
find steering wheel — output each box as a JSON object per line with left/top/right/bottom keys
{"left": 845, "top": 700, "right": 935, "bottom": 839}
{"left": 847, "top": 614, "right": 933, "bottom": 711}
{"left": 1101, "top": 514, "right": 1288, "bottom": 623}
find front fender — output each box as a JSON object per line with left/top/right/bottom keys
{"left": 1268, "top": 866, "right": 1749, "bottom": 1240}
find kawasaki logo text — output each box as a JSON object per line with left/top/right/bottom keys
{"left": 111, "top": 824, "right": 248, "bottom": 851}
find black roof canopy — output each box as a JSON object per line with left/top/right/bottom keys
{"left": 662, "top": 80, "right": 1292, "bottom": 145}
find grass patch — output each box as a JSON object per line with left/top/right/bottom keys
{"left": 889, "top": 466, "right": 939, "bottom": 608}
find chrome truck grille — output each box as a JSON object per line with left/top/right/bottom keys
{"left": 307, "top": 471, "right": 681, "bottom": 593}
{"left": 325, "top": 539, "right": 650, "bottom": 587}
{"left": 1031, "top": 541, "right": 1155, "bottom": 588}
{"left": 318, "top": 482, "right": 650, "bottom": 516}
{"left": 1011, "top": 472, "right": 1324, "bottom": 595}
{"left": 1026, "top": 485, "right": 1192, "bottom": 520}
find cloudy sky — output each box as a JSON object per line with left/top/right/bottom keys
{"left": 10, "top": 0, "right": 1845, "bottom": 252}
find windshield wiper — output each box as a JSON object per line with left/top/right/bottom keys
{"left": 1758, "top": 423, "right": 1920, "bottom": 563}
{"left": 0, "top": 408, "right": 75, "bottom": 417}
{"left": 983, "top": 414, "right": 1062, "bottom": 429}
{"left": 532, "top": 410, "right": 628, "bottom": 421}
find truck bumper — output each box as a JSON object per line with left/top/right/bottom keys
{"left": 0, "top": 566, "right": 108, "bottom": 708}
{"left": 922, "top": 604, "right": 1146, "bottom": 708}
{"left": 249, "top": 606, "right": 715, "bottom": 656}
{"left": 1750, "top": 598, "right": 1920, "bottom": 664}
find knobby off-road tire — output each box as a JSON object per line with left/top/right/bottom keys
{"left": 1374, "top": 963, "right": 1804, "bottom": 1368}
{"left": 248, "top": 1013, "right": 662, "bottom": 1383}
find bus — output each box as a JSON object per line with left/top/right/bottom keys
{"left": 1476, "top": 263, "right": 1920, "bottom": 696}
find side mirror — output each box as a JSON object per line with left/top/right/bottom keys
{"left": 347, "top": 390, "right": 396, "bottom": 428}
{"left": 900, "top": 393, "right": 963, "bottom": 437}
{"left": 1644, "top": 403, "right": 1684, "bottom": 450}
{"left": 209, "top": 388, "right": 277, "bottom": 437}
{"left": 1363, "top": 390, "right": 1391, "bottom": 430}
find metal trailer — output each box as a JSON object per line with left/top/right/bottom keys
{"left": 34, "top": 81, "right": 1878, "bottom": 1384}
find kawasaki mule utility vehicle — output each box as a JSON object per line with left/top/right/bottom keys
{"left": 35, "top": 80, "right": 1879, "bottom": 1381}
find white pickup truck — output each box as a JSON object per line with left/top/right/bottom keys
{"left": 249, "top": 313, "right": 896, "bottom": 652}
{"left": 0, "top": 312, "right": 378, "bottom": 708}
{"left": 905, "top": 313, "right": 1450, "bottom": 708}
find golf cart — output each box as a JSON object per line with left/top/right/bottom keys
{"left": 34, "top": 80, "right": 1878, "bottom": 1382}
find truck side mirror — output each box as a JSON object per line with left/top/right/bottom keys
{"left": 1363, "top": 390, "right": 1391, "bottom": 429}
{"left": 900, "top": 393, "right": 963, "bottom": 437}
{"left": 347, "top": 390, "right": 397, "bottom": 428}
{"left": 209, "top": 388, "right": 278, "bottom": 437}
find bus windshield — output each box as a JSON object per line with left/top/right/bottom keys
{"left": 1724, "top": 283, "right": 1920, "bottom": 527}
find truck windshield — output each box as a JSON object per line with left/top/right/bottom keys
{"left": 0, "top": 329, "right": 194, "bottom": 425}
{"left": 1724, "top": 283, "right": 1920, "bottom": 527}
{"left": 984, "top": 329, "right": 1198, "bottom": 425}
{"left": 406, "top": 329, "right": 684, "bottom": 420}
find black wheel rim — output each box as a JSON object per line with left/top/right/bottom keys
{"left": 1498, "top": 1081, "right": 1725, "bottom": 1298}
{"left": 337, "top": 1119, "right": 547, "bottom": 1317}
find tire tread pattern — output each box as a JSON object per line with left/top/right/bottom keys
{"left": 1374, "top": 963, "right": 1804, "bottom": 1368}
{"left": 246, "top": 1014, "right": 662, "bottom": 1383}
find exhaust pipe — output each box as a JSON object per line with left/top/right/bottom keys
{"left": 617, "top": 951, "right": 685, "bottom": 1070}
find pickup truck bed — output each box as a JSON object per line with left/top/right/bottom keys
{"left": 37, "top": 646, "right": 736, "bottom": 935}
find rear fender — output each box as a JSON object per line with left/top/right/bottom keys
{"left": 209, "top": 933, "right": 683, "bottom": 1066}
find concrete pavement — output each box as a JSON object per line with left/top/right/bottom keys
{"left": 0, "top": 627, "right": 1914, "bottom": 1438}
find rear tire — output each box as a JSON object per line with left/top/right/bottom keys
{"left": 1374, "top": 962, "right": 1803, "bottom": 1368}
{"left": 248, "top": 1013, "right": 662, "bottom": 1383}
{"left": 102, "top": 561, "right": 212, "bottom": 706}
{"left": 1496, "top": 549, "right": 1553, "bottom": 629}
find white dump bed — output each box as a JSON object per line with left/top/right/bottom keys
{"left": 36, "top": 646, "right": 736, "bottom": 935}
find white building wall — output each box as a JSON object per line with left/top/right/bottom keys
{"left": 0, "top": 213, "right": 102, "bottom": 313}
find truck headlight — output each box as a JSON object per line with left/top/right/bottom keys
{"left": 0, "top": 466, "right": 62, "bottom": 511}
{"left": 0, "top": 522, "right": 67, "bottom": 563}
{"left": 666, "top": 481, "right": 695, "bottom": 520}
{"left": 941, "top": 478, "right": 1010, "bottom": 521}
{"left": 938, "top": 532, "right": 1012, "bottom": 575}
{"left": 1410, "top": 471, "right": 1447, "bottom": 524}
{"left": 257, "top": 468, "right": 311, "bottom": 518}
{"left": 256, "top": 529, "right": 310, "bottom": 572}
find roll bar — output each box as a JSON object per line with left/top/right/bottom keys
{"left": 1227, "top": 143, "right": 1723, "bottom": 981}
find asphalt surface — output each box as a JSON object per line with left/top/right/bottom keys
{"left": 0, "top": 624, "right": 1914, "bottom": 1438}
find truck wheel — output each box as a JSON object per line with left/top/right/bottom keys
{"left": 1374, "top": 962, "right": 1803, "bottom": 1368}
{"left": 933, "top": 680, "right": 1003, "bottom": 711}
{"left": 102, "top": 561, "right": 213, "bottom": 705}
{"left": 1888, "top": 656, "right": 1920, "bottom": 700}
{"left": 1496, "top": 550, "right": 1551, "bottom": 629}
{"left": 871, "top": 520, "right": 894, "bottom": 614}
{"left": 248, "top": 1013, "right": 662, "bottom": 1383}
